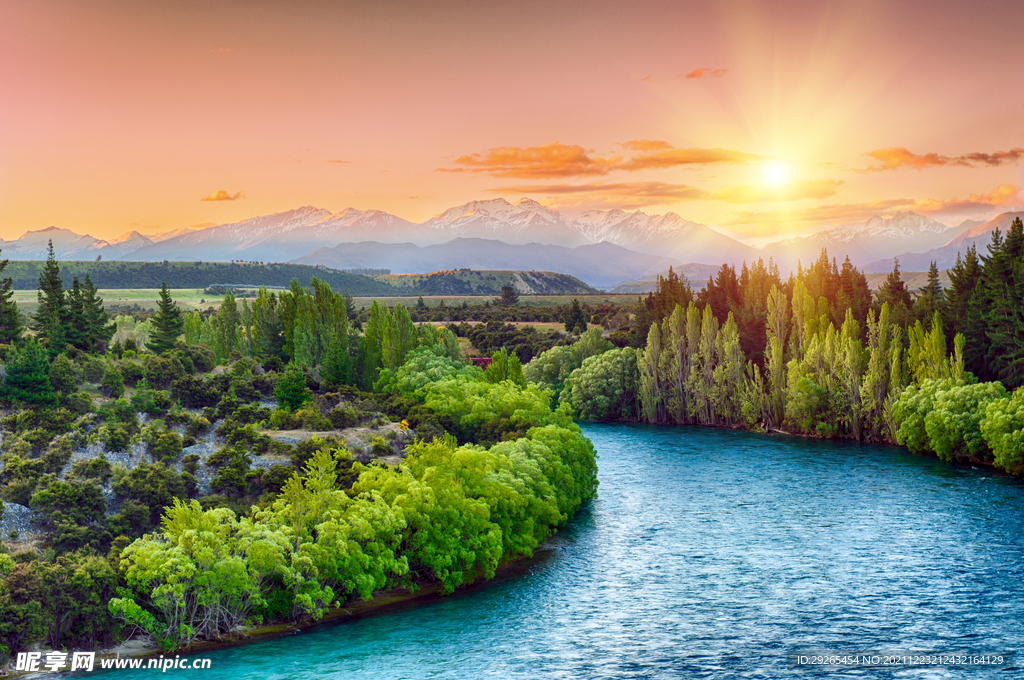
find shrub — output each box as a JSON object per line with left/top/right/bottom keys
{"left": 296, "top": 405, "right": 331, "bottom": 431}
{"left": 146, "top": 429, "right": 184, "bottom": 463}
{"left": 81, "top": 356, "right": 108, "bottom": 383}
{"left": 143, "top": 355, "right": 181, "bottom": 390}
{"left": 269, "top": 408, "right": 300, "bottom": 430}
{"left": 101, "top": 425, "right": 131, "bottom": 452}
{"left": 274, "top": 363, "right": 310, "bottom": 411}
{"left": 48, "top": 354, "right": 79, "bottom": 395}
{"left": 119, "top": 361, "right": 146, "bottom": 387}
{"left": 171, "top": 376, "right": 220, "bottom": 408}
{"left": 181, "top": 453, "right": 201, "bottom": 476}
{"left": 100, "top": 366, "right": 125, "bottom": 398}
{"left": 370, "top": 436, "right": 395, "bottom": 456}
{"left": 186, "top": 344, "right": 217, "bottom": 373}
{"left": 328, "top": 405, "right": 360, "bottom": 429}
{"left": 61, "top": 391, "right": 94, "bottom": 415}
{"left": 67, "top": 455, "right": 114, "bottom": 484}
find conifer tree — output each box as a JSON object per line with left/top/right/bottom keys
{"left": 913, "top": 261, "right": 944, "bottom": 328}
{"left": 64, "top": 277, "right": 87, "bottom": 350}
{"left": 875, "top": 259, "right": 913, "bottom": 327}
{"left": 34, "top": 240, "right": 66, "bottom": 353}
{"left": 0, "top": 250, "right": 21, "bottom": 344}
{"left": 148, "top": 283, "right": 184, "bottom": 354}
{"left": 81, "top": 274, "right": 113, "bottom": 352}
{"left": 0, "top": 339, "right": 57, "bottom": 407}
{"left": 564, "top": 299, "right": 587, "bottom": 334}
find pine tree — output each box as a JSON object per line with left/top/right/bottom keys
{"left": 498, "top": 285, "right": 519, "bottom": 307}
{"left": 0, "top": 250, "right": 21, "bottom": 344}
{"left": 320, "top": 332, "right": 349, "bottom": 389}
{"left": 875, "top": 258, "right": 913, "bottom": 327}
{"left": 81, "top": 274, "right": 112, "bottom": 352}
{"left": 33, "top": 240, "right": 66, "bottom": 354}
{"left": 913, "top": 261, "right": 944, "bottom": 328}
{"left": 0, "top": 339, "right": 57, "bottom": 407}
{"left": 148, "top": 283, "right": 184, "bottom": 354}
{"left": 64, "top": 277, "right": 87, "bottom": 350}
{"left": 564, "top": 299, "right": 587, "bottom": 333}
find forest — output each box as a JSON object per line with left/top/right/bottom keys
{"left": 529, "top": 217, "right": 1024, "bottom": 475}
{"left": 0, "top": 246, "right": 597, "bottom": 661}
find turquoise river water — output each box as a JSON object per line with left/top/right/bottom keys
{"left": 92, "top": 424, "right": 1024, "bottom": 678}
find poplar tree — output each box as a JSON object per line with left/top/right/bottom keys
{"left": 148, "top": 283, "right": 184, "bottom": 354}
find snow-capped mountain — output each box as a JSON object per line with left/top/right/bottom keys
{"left": 111, "top": 197, "right": 758, "bottom": 266}
{"left": 125, "top": 206, "right": 423, "bottom": 263}
{"left": 862, "top": 211, "right": 1024, "bottom": 272}
{"left": 91, "top": 231, "right": 154, "bottom": 258}
{"left": 418, "top": 198, "right": 583, "bottom": 246}
{"left": 0, "top": 226, "right": 105, "bottom": 259}
{"left": 761, "top": 212, "right": 973, "bottom": 269}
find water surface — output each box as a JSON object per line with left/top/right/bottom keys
{"left": 95, "top": 424, "right": 1024, "bottom": 678}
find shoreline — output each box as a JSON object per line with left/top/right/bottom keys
{"left": 82, "top": 541, "right": 557, "bottom": 671}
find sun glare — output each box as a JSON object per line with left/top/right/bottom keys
{"left": 763, "top": 160, "right": 789, "bottom": 186}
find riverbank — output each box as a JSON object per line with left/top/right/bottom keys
{"left": 2, "top": 542, "right": 558, "bottom": 676}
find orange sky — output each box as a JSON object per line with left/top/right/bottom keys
{"left": 2, "top": 0, "right": 1023, "bottom": 243}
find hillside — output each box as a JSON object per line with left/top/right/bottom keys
{"left": 2, "top": 260, "right": 398, "bottom": 295}
{"left": 605, "top": 264, "right": 722, "bottom": 294}
{"left": 375, "top": 270, "right": 601, "bottom": 296}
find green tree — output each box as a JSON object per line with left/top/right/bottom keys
{"left": 0, "top": 340, "right": 57, "bottom": 407}
{"left": 275, "top": 363, "right": 311, "bottom": 410}
{"left": 498, "top": 285, "right": 520, "bottom": 307}
{"left": 33, "top": 241, "right": 66, "bottom": 354}
{"left": 0, "top": 251, "right": 21, "bottom": 345}
{"left": 147, "top": 283, "right": 183, "bottom": 354}
{"left": 563, "top": 298, "right": 587, "bottom": 334}
{"left": 81, "top": 274, "right": 113, "bottom": 352}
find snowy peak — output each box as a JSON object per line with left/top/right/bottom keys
{"left": 861, "top": 211, "right": 952, "bottom": 237}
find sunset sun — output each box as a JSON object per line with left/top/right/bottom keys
{"left": 763, "top": 160, "right": 790, "bottom": 186}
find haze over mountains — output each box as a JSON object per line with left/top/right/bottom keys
{"left": 4, "top": 198, "right": 1019, "bottom": 288}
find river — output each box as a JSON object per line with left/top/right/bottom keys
{"left": 92, "top": 424, "right": 1024, "bottom": 678}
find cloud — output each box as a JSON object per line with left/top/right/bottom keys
{"left": 487, "top": 181, "right": 709, "bottom": 209}
{"left": 620, "top": 139, "right": 674, "bottom": 152}
{"left": 724, "top": 184, "right": 1023, "bottom": 225}
{"left": 617, "top": 147, "right": 766, "bottom": 171}
{"left": 200, "top": 189, "right": 245, "bottom": 202}
{"left": 326, "top": 159, "right": 350, "bottom": 164}
{"left": 440, "top": 142, "right": 621, "bottom": 179}
{"left": 710, "top": 179, "right": 846, "bottom": 204}
{"left": 725, "top": 198, "right": 915, "bottom": 225}
{"left": 682, "top": 67, "right": 728, "bottom": 79}
{"left": 862, "top": 146, "right": 1024, "bottom": 171}
{"left": 911, "top": 184, "right": 1022, "bottom": 214}
{"left": 441, "top": 141, "right": 764, "bottom": 178}
{"left": 640, "top": 74, "right": 653, "bottom": 83}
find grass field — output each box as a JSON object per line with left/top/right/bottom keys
{"left": 349, "top": 294, "right": 637, "bottom": 309}
{"left": 12, "top": 288, "right": 214, "bottom": 313}
{"left": 10, "top": 290, "right": 638, "bottom": 314}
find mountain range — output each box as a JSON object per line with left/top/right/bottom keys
{"left": 4, "top": 199, "right": 1020, "bottom": 286}
{"left": 862, "top": 211, "right": 1024, "bottom": 272}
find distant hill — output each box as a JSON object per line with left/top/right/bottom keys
{"left": 376, "top": 270, "right": 601, "bottom": 296}
{"left": 292, "top": 238, "right": 686, "bottom": 289}
{"left": 3, "top": 260, "right": 397, "bottom": 295}
{"left": 862, "top": 211, "right": 1024, "bottom": 272}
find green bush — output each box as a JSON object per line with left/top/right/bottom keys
{"left": 145, "top": 429, "right": 184, "bottom": 463}
{"left": 81, "top": 356, "right": 108, "bottom": 383}
{"left": 100, "top": 366, "right": 125, "bottom": 398}
{"left": 119, "top": 361, "right": 146, "bottom": 387}
{"left": 274, "top": 363, "right": 310, "bottom": 411}
{"left": 48, "top": 354, "right": 79, "bottom": 395}
{"left": 186, "top": 344, "right": 217, "bottom": 373}
{"left": 170, "top": 376, "right": 220, "bottom": 408}
{"left": 328, "top": 405, "right": 360, "bottom": 429}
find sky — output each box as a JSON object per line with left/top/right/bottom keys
{"left": 2, "top": 0, "right": 1023, "bottom": 244}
